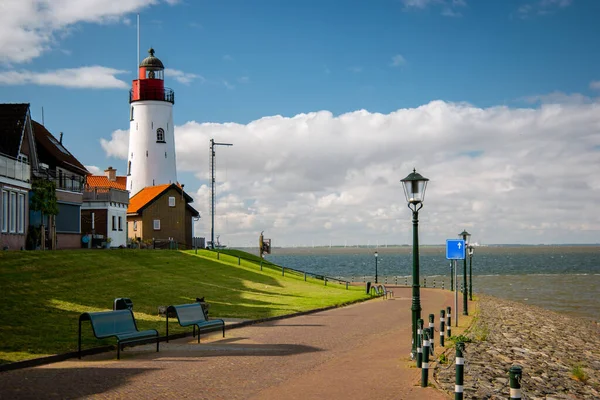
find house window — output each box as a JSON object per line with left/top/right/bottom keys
{"left": 17, "top": 193, "right": 25, "bottom": 234}
{"left": 1, "top": 191, "right": 8, "bottom": 233}
{"left": 9, "top": 192, "right": 16, "bottom": 233}
{"left": 118, "top": 216, "right": 123, "bottom": 231}
{"left": 169, "top": 196, "right": 175, "bottom": 207}
{"left": 112, "top": 215, "right": 116, "bottom": 231}
{"left": 157, "top": 128, "right": 165, "bottom": 143}
{"left": 56, "top": 203, "right": 80, "bottom": 233}
{"left": 133, "top": 221, "right": 138, "bottom": 231}
{"left": 130, "top": 106, "right": 134, "bottom": 121}
{"left": 153, "top": 219, "right": 160, "bottom": 230}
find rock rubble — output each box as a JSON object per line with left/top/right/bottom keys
{"left": 433, "top": 295, "right": 600, "bottom": 399}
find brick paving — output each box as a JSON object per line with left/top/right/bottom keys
{"left": 0, "top": 287, "right": 453, "bottom": 400}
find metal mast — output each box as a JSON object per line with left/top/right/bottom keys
{"left": 210, "top": 138, "right": 233, "bottom": 249}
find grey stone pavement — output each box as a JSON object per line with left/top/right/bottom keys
{"left": 0, "top": 287, "right": 454, "bottom": 400}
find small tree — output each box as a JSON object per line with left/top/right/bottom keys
{"left": 30, "top": 178, "right": 59, "bottom": 250}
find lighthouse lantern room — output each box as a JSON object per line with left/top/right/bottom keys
{"left": 127, "top": 48, "right": 177, "bottom": 197}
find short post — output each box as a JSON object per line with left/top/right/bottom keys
{"left": 346, "top": 281, "right": 348, "bottom": 290}
{"left": 440, "top": 309, "right": 446, "bottom": 347}
{"left": 509, "top": 365, "right": 523, "bottom": 399}
{"left": 282, "top": 267, "right": 285, "bottom": 276}
{"left": 455, "top": 342, "right": 465, "bottom": 400}
{"left": 421, "top": 330, "right": 430, "bottom": 387}
{"left": 424, "top": 277, "right": 427, "bottom": 288}
{"left": 260, "top": 261, "right": 263, "bottom": 271}
{"left": 324, "top": 278, "right": 327, "bottom": 286}
{"left": 428, "top": 313, "right": 435, "bottom": 356}
{"left": 442, "top": 281, "right": 445, "bottom": 290}
{"left": 395, "top": 276, "right": 398, "bottom": 285}
{"left": 304, "top": 272, "right": 307, "bottom": 281}
{"left": 446, "top": 306, "right": 452, "bottom": 338}
{"left": 405, "top": 277, "right": 408, "bottom": 286}
{"left": 238, "top": 256, "right": 240, "bottom": 265}
{"left": 416, "top": 318, "right": 423, "bottom": 368}
{"left": 217, "top": 251, "right": 220, "bottom": 260}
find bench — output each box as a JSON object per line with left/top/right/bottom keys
{"left": 78, "top": 309, "right": 159, "bottom": 360}
{"left": 166, "top": 303, "right": 225, "bottom": 343}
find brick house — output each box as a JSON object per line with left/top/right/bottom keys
{"left": 127, "top": 183, "right": 199, "bottom": 249}
{"left": 81, "top": 167, "right": 130, "bottom": 248}
{"left": 0, "top": 104, "right": 36, "bottom": 250}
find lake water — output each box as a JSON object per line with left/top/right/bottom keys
{"left": 262, "top": 246, "right": 600, "bottom": 322}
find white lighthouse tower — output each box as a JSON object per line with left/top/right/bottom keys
{"left": 126, "top": 48, "right": 177, "bottom": 197}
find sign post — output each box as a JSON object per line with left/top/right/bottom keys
{"left": 446, "top": 239, "right": 465, "bottom": 328}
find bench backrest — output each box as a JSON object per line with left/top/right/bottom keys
{"left": 85, "top": 309, "right": 139, "bottom": 337}
{"left": 170, "top": 303, "right": 207, "bottom": 324}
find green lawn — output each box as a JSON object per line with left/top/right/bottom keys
{"left": 0, "top": 249, "right": 368, "bottom": 364}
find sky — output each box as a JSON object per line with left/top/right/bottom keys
{"left": 1, "top": 0, "right": 599, "bottom": 247}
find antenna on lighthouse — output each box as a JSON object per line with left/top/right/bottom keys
{"left": 137, "top": 14, "right": 140, "bottom": 68}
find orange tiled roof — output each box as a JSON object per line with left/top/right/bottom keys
{"left": 127, "top": 184, "right": 171, "bottom": 214}
{"left": 86, "top": 175, "right": 127, "bottom": 190}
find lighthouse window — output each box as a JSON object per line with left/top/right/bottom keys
{"left": 130, "top": 107, "right": 134, "bottom": 121}
{"left": 156, "top": 128, "right": 165, "bottom": 143}
{"left": 127, "top": 161, "right": 131, "bottom": 176}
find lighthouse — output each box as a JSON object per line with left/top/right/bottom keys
{"left": 126, "top": 48, "right": 177, "bottom": 197}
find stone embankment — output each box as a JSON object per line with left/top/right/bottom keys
{"left": 434, "top": 295, "right": 600, "bottom": 399}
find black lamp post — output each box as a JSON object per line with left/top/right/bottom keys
{"left": 458, "top": 230, "right": 471, "bottom": 316}
{"left": 374, "top": 251, "right": 379, "bottom": 284}
{"left": 401, "top": 168, "right": 429, "bottom": 359}
{"left": 468, "top": 245, "right": 474, "bottom": 301}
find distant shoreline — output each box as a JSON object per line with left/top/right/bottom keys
{"left": 236, "top": 244, "right": 600, "bottom": 256}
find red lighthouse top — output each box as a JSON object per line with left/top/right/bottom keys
{"left": 129, "top": 48, "right": 174, "bottom": 104}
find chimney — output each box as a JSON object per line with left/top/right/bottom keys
{"left": 59, "top": 132, "right": 63, "bottom": 144}
{"left": 104, "top": 166, "right": 117, "bottom": 182}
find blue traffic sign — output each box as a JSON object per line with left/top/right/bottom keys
{"left": 446, "top": 239, "right": 466, "bottom": 260}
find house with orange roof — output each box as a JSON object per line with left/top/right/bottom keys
{"left": 81, "top": 167, "right": 129, "bottom": 248}
{"left": 127, "top": 183, "right": 199, "bottom": 249}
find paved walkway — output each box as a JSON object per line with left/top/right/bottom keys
{"left": 0, "top": 287, "right": 455, "bottom": 400}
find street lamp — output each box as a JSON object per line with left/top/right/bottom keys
{"left": 458, "top": 230, "right": 471, "bottom": 316}
{"left": 374, "top": 251, "right": 379, "bottom": 284}
{"left": 468, "top": 245, "right": 474, "bottom": 301}
{"left": 401, "top": 168, "right": 429, "bottom": 360}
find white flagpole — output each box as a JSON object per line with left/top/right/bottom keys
{"left": 137, "top": 14, "right": 140, "bottom": 68}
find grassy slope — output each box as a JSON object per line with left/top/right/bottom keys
{"left": 0, "top": 249, "right": 367, "bottom": 364}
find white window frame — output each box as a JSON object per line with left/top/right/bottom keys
{"left": 112, "top": 215, "right": 116, "bottom": 231}
{"left": 17, "top": 193, "right": 25, "bottom": 234}
{"left": 153, "top": 219, "right": 160, "bottom": 230}
{"left": 118, "top": 216, "right": 123, "bottom": 231}
{"left": 168, "top": 196, "right": 175, "bottom": 207}
{"left": 156, "top": 128, "right": 165, "bottom": 142}
{"left": 133, "top": 220, "right": 138, "bottom": 231}
{"left": 9, "top": 192, "right": 16, "bottom": 233}
{"left": 1, "top": 191, "right": 7, "bottom": 233}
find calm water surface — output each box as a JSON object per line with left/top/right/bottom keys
{"left": 264, "top": 246, "right": 600, "bottom": 322}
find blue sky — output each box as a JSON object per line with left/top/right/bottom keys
{"left": 1, "top": 0, "right": 599, "bottom": 246}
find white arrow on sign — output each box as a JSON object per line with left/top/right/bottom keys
{"left": 457, "top": 242, "right": 462, "bottom": 249}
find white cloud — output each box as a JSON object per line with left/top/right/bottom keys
{"left": 349, "top": 66, "right": 363, "bottom": 73}
{"left": 390, "top": 54, "right": 407, "bottom": 67}
{"left": 516, "top": 0, "right": 572, "bottom": 18}
{"left": 85, "top": 165, "right": 102, "bottom": 175}
{"left": 165, "top": 68, "right": 203, "bottom": 85}
{"left": 0, "top": 66, "right": 129, "bottom": 89}
{"left": 590, "top": 81, "right": 600, "bottom": 91}
{"left": 223, "top": 80, "right": 235, "bottom": 90}
{"left": 402, "top": 0, "right": 466, "bottom": 17}
{"left": 0, "top": 0, "right": 177, "bottom": 64}
{"left": 100, "top": 98, "right": 600, "bottom": 246}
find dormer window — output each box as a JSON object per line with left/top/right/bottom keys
{"left": 156, "top": 128, "right": 165, "bottom": 143}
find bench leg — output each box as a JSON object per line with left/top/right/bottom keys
{"left": 197, "top": 326, "right": 200, "bottom": 343}
{"left": 157, "top": 334, "right": 160, "bottom": 353}
{"left": 117, "top": 341, "right": 121, "bottom": 360}
{"left": 166, "top": 314, "right": 169, "bottom": 343}
{"left": 222, "top": 323, "right": 225, "bottom": 338}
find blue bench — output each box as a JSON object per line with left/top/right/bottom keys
{"left": 166, "top": 303, "right": 225, "bottom": 343}
{"left": 78, "top": 309, "right": 159, "bottom": 359}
